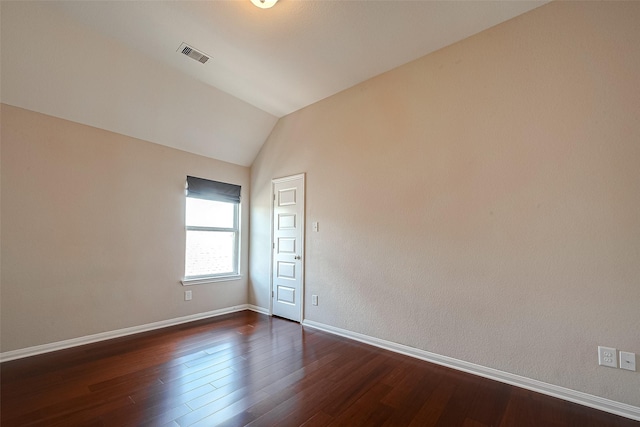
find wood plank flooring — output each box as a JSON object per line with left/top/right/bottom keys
{"left": 1, "top": 311, "right": 638, "bottom": 426}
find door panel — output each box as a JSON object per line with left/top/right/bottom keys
{"left": 277, "top": 286, "right": 295, "bottom": 304}
{"left": 271, "top": 174, "right": 305, "bottom": 322}
{"left": 277, "top": 213, "right": 296, "bottom": 229}
{"left": 278, "top": 238, "right": 296, "bottom": 254}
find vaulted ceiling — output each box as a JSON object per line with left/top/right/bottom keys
{"left": 1, "top": 1, "right": 547, "bottom": 166}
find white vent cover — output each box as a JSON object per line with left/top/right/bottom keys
{"left": 177, "top": 42, "right": 210, "bottom": 64}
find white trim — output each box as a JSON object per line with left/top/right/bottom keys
{"left": 184, "top": 199, "right": 241, "bottom": 281}
{"left": 0, "top": 305, "right": 251, "bottom": 363}
{"left": 247, "top": 304, "right": 270, "bottom": 315}
{"left": 302, "top": 319, "right": 640, "bottom": 422}
{"left": 269, "top": 179, "right": 275, "bottom": 317}
{"left": 272, "top": 173, "right": 307, "bottom": 184}
{"left": 181, "top": 275, "right": 242, "bottom": 286}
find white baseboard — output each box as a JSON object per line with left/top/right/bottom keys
{"left": 302, "top": 319, "right": 640, "bottom": 422}
{"left": 0, "top": 304, "right": 251, "bottom": 363}
{"left": 247, "top": 304, "right": 270, "bottom": 315}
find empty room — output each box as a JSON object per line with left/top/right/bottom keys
{"left": 1, "top": 1, "right": 639, "bottom": 426}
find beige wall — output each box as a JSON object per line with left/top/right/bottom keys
{"left": 250, "top": 1, "right": 640, "bottom": 406}
{"left": 1, "top": 104, "right": 250, "bottom": 352}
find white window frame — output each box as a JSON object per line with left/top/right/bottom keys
{"left": 181, "top": 199, "right": 242, "bottom": 286}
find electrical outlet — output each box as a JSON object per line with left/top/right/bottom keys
{"left": 598, "top": 346, "right": 617, "bottom": 368}
{"left": 185, "top": 290, "right": 192, "bottom": 301}
{"left": 620, "top": 351, "right": 636, "bottom": 371}
{"left": 312, "top": 295, "right": 318, "bottom": 306}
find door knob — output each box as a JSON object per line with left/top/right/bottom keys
{"left": 294, "top": 255, "right": 301, "bottom": 260}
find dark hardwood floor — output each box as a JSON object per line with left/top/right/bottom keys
{"left": 1, "top": 311, "right": 638, "bottom": 427}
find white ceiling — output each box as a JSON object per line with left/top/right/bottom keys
{"left": 1, "top": 0, "right": 548, "bottom": 166}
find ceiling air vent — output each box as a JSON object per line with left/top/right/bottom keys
{"left": 177, "top": 42, "right": 210, "bottom": 64}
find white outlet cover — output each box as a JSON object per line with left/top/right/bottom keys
{"left": 620, "top": 351, "right": 636, "bottom": 371}
{"left": 598, "top": 346, "right": 617, "bottom": 368}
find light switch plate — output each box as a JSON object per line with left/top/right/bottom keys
{"left": 620, "top": 351, "right": 636, "bottom": 371}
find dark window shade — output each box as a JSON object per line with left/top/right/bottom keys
{"left": 186, "top": 176, "right": 241, "bottom": 204}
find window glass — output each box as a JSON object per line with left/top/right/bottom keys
{"left": 186, "top": 198, "right": 235, "bottom": 228}
{"left": 185, "top": 230, "right": 236, "bottom": 277}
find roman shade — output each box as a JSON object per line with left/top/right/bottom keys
{"left": 186, "top": 176, "right": 241, "bottom": 203}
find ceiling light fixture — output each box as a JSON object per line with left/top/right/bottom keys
{"left": 251, "top": 0, "right": 278, "bottom": 9}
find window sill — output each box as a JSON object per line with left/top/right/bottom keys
{"left": 181, "top": 275, "right": 242, "bottom": 286}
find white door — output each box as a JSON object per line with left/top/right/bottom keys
{"left": 271, "top": 174, "right": 305, "bottom": 322}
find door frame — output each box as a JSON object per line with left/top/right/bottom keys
{"left": 270, "top": 173, "right": 306, "bottom": 322}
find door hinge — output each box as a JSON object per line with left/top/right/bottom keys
{"left": 272, "top": 291, "right": 274, "bottom": 297}
{"left": 273, "top": 242, "right": 275, "bottom": 249}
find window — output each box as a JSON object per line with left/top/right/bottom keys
{"left": 183, "top": 176, "right": 241, "bottom": 284}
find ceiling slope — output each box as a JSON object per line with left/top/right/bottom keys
{"left": 0, "top": 1, "right": 278, "bottom": 167}
{"left": 1, "top": 1, "right": 548, "bottom": 166}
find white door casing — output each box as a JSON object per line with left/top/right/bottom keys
{"left": 271, "top": 174, "right": 305, "bottom": 322}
